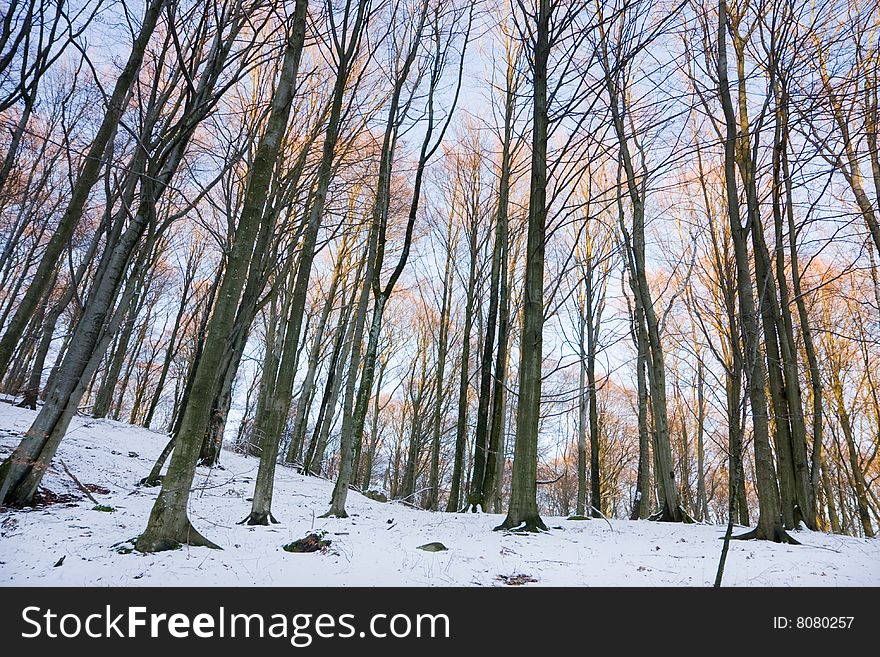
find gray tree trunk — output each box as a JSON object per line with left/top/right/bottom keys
{"left": 716, "top": 0, "right": 792, "bottom": 543}
{"left": 495, "top": 0, "right": 549, "bottom": 533}
{"left": 447, "top": 219, "right": 478, "bottom": 512}
{"left": 427, "top": 214, "right": 455, "bottom": 510}
{"left": 136, "top": 2, "right": 310, "bottom": 550}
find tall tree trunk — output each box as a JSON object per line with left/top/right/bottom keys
{"left": 774, "top": 74, "right": 820, "bottom": 528}
{"left": 576, "top": 311, "right": 588, "bottom": 518}
{"left": 427, "top": 213, "right": 455, "bottom": 510}
{"left": 400, "top": 343, "right": 429, "bottom": 503}
{"left": 240, "top": 0, "right": 366, "bottom": 524}
{"left": 784, "top": 142, "right": 823, "bottom": 527}
{"left": 136, "top": 2, "right": 310, "bottom": 550}
{"left": 603, "top": 29, "right": 682, "bottom": 521}
{"left": 587, "top": 320, "right": 601, "bottom": 519}
{"left": 695, "top": 356, "right": 709, "bottom": 522}
{"left": 360, "top": 353, "right": 387, "bottom": 491}
{"left": 716, "top": 0, "right": 793, "bottom": 543}
{"left": 495, "top": 0, "right": 549, "bottom": 533}
{"left": 447, "top": 220, "right": 478, "bottom": 512}
{"left": 631, "top": 317, "right": 651, "bottom": 520}
{"left": 466, "top": 176, "right": 506, "bottom": 512}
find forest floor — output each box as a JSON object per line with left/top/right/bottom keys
{"left": 0, "top": 402, "right": 877, "bottom": 586}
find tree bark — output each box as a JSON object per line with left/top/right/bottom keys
{"left": 136, "top": 2, "right": 310, "bottom": 550}
{"left": 495, "top": 0, "right": 549, "bottom": 533}
{"left": 716, "top": 0, "right": 794, "bottom": 543}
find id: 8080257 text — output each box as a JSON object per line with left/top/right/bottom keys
{"left": 773, "top": 616, "right": 854, "bottom": 629}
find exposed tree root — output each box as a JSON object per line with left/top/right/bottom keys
{"left": 238, "top": 511, "right": 279, "bottom": 526}
{"left": 493, "top": 514, "right": 548, "bottom": 533}
{"left": 730, "top": 525, "right": 801, "bottom": 545}
{"left": 135, "top": 519, "right": 222, "bottom": 552}
{"left": 648, "top": 505, "right": 695, "bottom": 523}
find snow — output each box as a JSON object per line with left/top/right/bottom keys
{"left": 1, "top": 403, "right": 878, "bottom": 586}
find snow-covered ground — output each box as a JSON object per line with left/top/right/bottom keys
{"left": 0, "top": 403, "right": 877, "bottom": 586}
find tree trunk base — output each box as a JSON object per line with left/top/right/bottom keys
{"left": 16, "top": 393, "right": 37, "bottom": 410}
{"left": 2, "top": 473, "right": 39, "bottom": 507}
{"left": 238, "top": 511, "right": 279, "bottom": 526}
{"left": 494, "top": 514, "right": 548, "bottom": 532}
{"left": 649, "top": 505, "right": 695, "bottom": 523}
{"left": 731, "top": 525, "right": 801, "bottom": 545}
{"left": 320, "top": 506, "right": 348, "bottom": 519}
{"left": 790, "top": 505, "right": 818, "bottom": 532}
{"left": 135, "top": 518, "right": 222, "bottom": 552}
{"left": 140, "top": 438, "right": 175, "bottom": 488}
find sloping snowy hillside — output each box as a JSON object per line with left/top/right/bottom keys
{"left": 1, "top": 403, "right": 877, "bottom": 586}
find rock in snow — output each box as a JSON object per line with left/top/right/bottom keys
{"left": 417, "top": 542, "right": 448, "bottom": 552}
